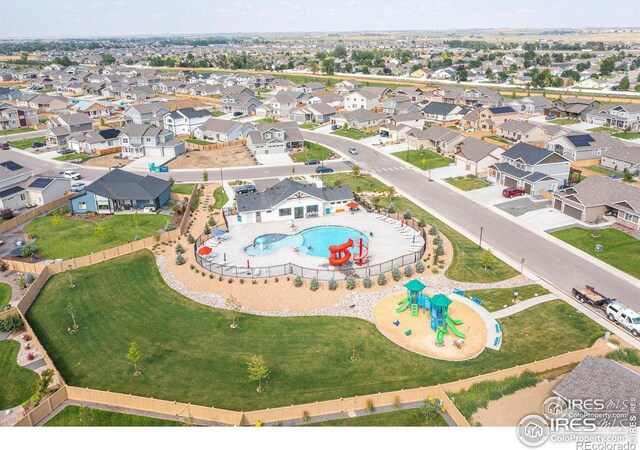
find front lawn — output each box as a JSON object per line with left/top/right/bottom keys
{"left": 550, "top": 118, "right": 579, "bottom": 125}
{"left": 1, "top": 127, "right": 36, "bottom": 135}
{"left": 24, "top": 213, "right": 170, "bottom": 260}
{"left": 391, "top": 149, "right": 452, "bottom": 171}
{"left": 299, "top": 123, "right": 321, "bottom": 130}
{"left": 213, "top": 186, "right": 229, "bottom": 209}
{"left": 255, "top": 118, "right": 279, "bottom": 124}
{"left": 53, "top": 153, "right": 91, "bottom": 162}
{"left": 585, "top": 165, "right": 623, "bottom": 177}
{"left": 445, "top": 175, "right": 490, "bottom": 191}
{"left": 0, "top": 340, "right": 39, "bottom": 410}
{"left": 551, "top": 227, "right": 640, "bottom": 280}
{"left": 612, "top": 132, "right": 640, "bottom": 140}
{"left": 0, "top": 282, "right": 11, "bottom": 310}
{"left": 587, "top": 126, "right": 618, "bottom": 133}
{"left": 8, "top": 136, "right": 46, "bottom": 150}
{"left": 45, "top": 405, "right": 182, "bottom": 426}
{"left": 331, "top": 128, "right": 377, "bottom": 140}
{"left": 211, "top": 110, "right": 225, "bottom": 117}
{"left": 310, "top": 408, "right": 448, "bottom": 427}
{"left": 291, "top": 142, "right": 334, "bottom": 163}
{"left": 26, "top": 251, "right": 603, "bottom": 411}
{"left": 319, "top": 173, "right": 388, "bottom": 193}
{"left": 464, "top": 284, "right": 550, "bottom": 313}
{"left": 171, "top": 183, "right": 196, "bottom": 196}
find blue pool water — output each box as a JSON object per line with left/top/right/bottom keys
{"left": 245, "top": 226, "right": 368, "bottom": 258}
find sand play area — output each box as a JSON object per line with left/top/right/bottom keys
{"left": 374, "top": 292, "right": 487, "bottom": 361}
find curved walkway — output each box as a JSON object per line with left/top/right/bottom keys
{"left": 491, "top": 294, "right": 558, "bottom": 320}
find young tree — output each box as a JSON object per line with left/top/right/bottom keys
{"left": 126, "top": 341, "right": 142, "bottom": 375}
{"left": 351, "top": 164, "right": 361, "bottom": 177}
{"left": 65, "top": 302, "right": 78, "bottom": 332}
{"left": 93, "top": 224, "right": 106, "bottom": 241}
{"left": 202, "top": 171, "right": 209, "bottom": 182}
{"left": 618, "top": 76, "right": 630, "bottom": 91}
{"left": 420, "top": 398, "right": 440, "bottom": 423}
{"left": 226, "top": 295, "right": 242, "bottom": 328}
{"left": 247, "top": 354, "right": 270, "bottom": 393}
{"left": 347, "top": 334, "right": 365, "bottom": 361}
{"left": 387, "top": 186, "right": 396, "bottom": 200}
{"left": 481, "top": 249, "right": 494, "bottom": 272}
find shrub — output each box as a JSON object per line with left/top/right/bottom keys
{"left": 393, "top": 395, "right": 401, "bottom": 409}
{"left": 416, "top": 260, "right": 425, "bottom": 273}
{"left": 175, "top": 243, "right": 185, "bottom": 254}
{"left": 302, "top": 411, "right": 310, "bottom": 423}
{"left": 418, "top": 218, "right": 427, "bottom": 228}
{"left": 377, "top": 273, "right": 388, "bottom": 286}
{"left": 433, "top": 235, "right": 442, "bottom": 246}
{"left": 328, "top": 279, "right": 338, "bottom": 290}
{"left": 17, "top": 276, "right": 26, "bottom": 290}
{"left": 607, "top": 348, "right": 640, "bottom": 366}
{"left": 0, "top": 314, "right": 23, "bottom": 332}
{"left": 404, "top": 265, "right": 413, "bottom": 277}
{"left": 310, "top": 277, "right": 319, "bottom": 291}
{"left": 362, "top": 276, "right": 372, "bottom": 289}
{"left": 293, "top": 276, "right": 303, "bottom": 288}
{"left": 366, "top": 399, "right": 375, "bottom": 413}
{"left": 387, "top": 203, "right": 396, "bottom": 214}
{"left": 187, "top": 233, "right": 195, "bottom": 244}
{"left": 436, "top": 242, "right": 445, "bottom": 256}
{"left": 391, "top": 267, "right": 402, "bottom": 281}
{"left": 346, "top": 276, "right": 356, "bottom": 290}
{"left": 428, "top": 224, "right": 438, "bottom": 236}
{"left": 0, "top": 260, "right": 8, "bottom": 274}
{"left": 0, "top": 208, "right": 15, "bottom": 220}
{"left": 403, "top": 209, "right": 412, "bottom": 220}
{"left": 203, "top": 223, "right": 211, "bottom": 235}
{"left": 175, "top": 254, "right": 186, "bottom": 265}
{"left": 24, "top": 273, "right": 35, "bottom": 285}
{"left": 208, "top": 217, "right": 217, "bottom": 227}
{"left": 165, "top": 219, "right": 175, "bottom": 231}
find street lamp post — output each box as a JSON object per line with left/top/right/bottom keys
{"left": 478, "top": 226, "right": 484, "bottom": 249}
{"left": 513, "top": 290, "right": 519, "bottom": 304}
{"left": 520, "top": 257, "right": 525, "bottom": 274}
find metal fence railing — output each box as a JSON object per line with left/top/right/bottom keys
{"left": 194, "top": 210, "right": 427, "bottom": 281}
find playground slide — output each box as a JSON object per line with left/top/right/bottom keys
{"left": 436, "top": 326, "right": 448, "bottom": 345}
{"left": 396, "top": 299, "right": 410, "bottom": 313}
{"left": 445, "top": 316, "right": 466, "bottom": 339}
{"left": 328, "top": 239, "right": 353, "bottom": 266}
{"left": 352, "top": 240, "right": 369, "bottom": 266}
{"left": 448, "top": 317, "right": 463, "bottom": 325}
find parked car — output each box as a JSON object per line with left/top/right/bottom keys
{"left": 606, "top": 303, "right": 640, "bottom": 337}
{"left": 235, "top": 184, "right": 256, "bottom": 195}
{"left": 233, "top": 112, "right": 243, "bottom": 117}
{"left": 331, "top": 124, "right": 340, "bottom": 130}
{"left": 379, "top": 130, "right": 389, "bottom": 137}
{"left": 57, "top": 147, "right": 73, "bottom": 154}
{"left": 1, "top": 142, "right": 9, "bottom": 150}
{"left": 63, "top": 170, "right": 82, "bottom": 180}
{"left": 70, "top": 182, "right": 86, "bottom": 192}
{"left": 31, "top": 141, "right": 46, "bottom": 148}
{"left": 502, "top": 187, "right": 526, "bottom": 198}
{"left": 315, "top": 166, "right": 334, "bottom": 174}
{"left": 348, "top": 147, "right": 358, "bottom": 155}
{"left": 545, "top": 114, "right": 557, "bottom": 120}
{"left": 304, "top": 158, "right": 320, "bottom": 165}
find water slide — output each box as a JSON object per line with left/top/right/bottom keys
{"left": 352, "top": 239, "right": 369, "bottom": 266}
{"left": 328, "top": 239, "right": 353, "bottom": 266}
{"left": 445, "top": 316, "right": 466, "bottom": 339}
{"left": 396, "top": 298, "right": 410, "bottom": 313}
{"left": 436, "top": 326, "right": 448, "bottom": 345}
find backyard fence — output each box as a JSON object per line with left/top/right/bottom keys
{"left": 193, "top": 211, "right": 427, "bottom": 280}
{"left": 0, "top": 195, "right": 72, "bottom": 234}
{"left": 185, "top": 139, "right": 246, "bottom": 151}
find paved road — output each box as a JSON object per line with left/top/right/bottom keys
{"left": 301, "top": 130, "right": 640, "bottom": 311}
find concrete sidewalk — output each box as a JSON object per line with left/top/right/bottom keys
{"left": 491, "top": 294, "right": 557, "bottom": 319}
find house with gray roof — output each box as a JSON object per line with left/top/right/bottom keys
{"left": 69, "top": 169, "right": 171, "bottom": 214}
{"left": 123, "top": 102, "right": 170, "bottom": 127}
{"left": 193, "top": 118, "right": 254, "bottom": 142}
{"left": 246, "top": 121, "right": 304, "bottom": 155}
{"left": 586, "top": 104, "right": 640, "bottom": 131}
{"left": 45, "top": 113, "right": 94, "bottom": 145}
{"left": 496, "top": 119, "right": 566, "bottom": 144}
{"left": 600, "top": 142, "right": 640, "bottom": 174}
{"left": 453, "top": 137, "right": 504, "bottom": 176}
{"left": 235, "top": 178, "right": 353, "bottom": 224}
{"left": 332, "top": 108, "right": 386, "bottom": 130}
{"left": 553, "top": 175, "right": 640, "bottom": 229}
{"left": 0, "top": 160, "right": 69, "bottom": 211}
{"left": 547, "top": 132, "right": 616, "bottom": 161}
{"left": 119, "top": 124, "right": 186, "bottom": 159}
{"left": 406, "top": 125, "right": 464, "bottom": 155}
{"left": 488, "top": 143, "right": 571, "bottom": 194}
{"left": 421, "top": 102, "right": 469, "bottom": 122}
{"left": 163, "top": 108, "right": 211, "bottom": 135}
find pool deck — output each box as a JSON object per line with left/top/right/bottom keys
{"left": 199, "top": 210, "right": 424, "bottom": 274}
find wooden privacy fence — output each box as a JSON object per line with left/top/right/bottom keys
{"left": 14, "top": 339, "right": 610, "bottom": 427}
{"left": 0, "top": 195, "right": 71, "bottom": 234}
{"left": 186, "top": 139, "right": 246, "bottom": 151}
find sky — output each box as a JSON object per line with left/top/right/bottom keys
{"left": 0, "top": 0, "right": 639, "bottom": 39}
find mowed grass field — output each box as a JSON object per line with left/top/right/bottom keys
{"left": 309, "top": 408, "right": 448, "bottom": 427}
{"left": 24, "top": 213, "right": 170, "bottom": 260}
{"left": 391, "top": 149, "right": 453, "bottom": 171}
{"left": 551, "top": 227, "right": 640, "bottom": 280}
{"left": 26, "top": 251, "right": 604, "bottom": 411}
{"left": 0, "top": 340, "right": 39, "bottom": 409}
{"left": 44, "top": 405, "right": 182, "bottom": 426}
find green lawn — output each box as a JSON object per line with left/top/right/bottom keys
{"left": 551, "top": 227, "right": 640, "bottom": 280}
{"left": 612, "top": 132, "right": 640, "bottom": 140}
{"left": 391, "top": 149, "right": 453, "bottom": 171}
{"left": 185, "top": 138, "right": 212, "bottom": 146}
{"left": 213, "top": 186, "right": 229, "bottom": 209}
{"left": 1, "top": 127, "right": 36, "bottom": 136}
{"left": 24, "top": 213, "right": 170, "bottom": 260}
{"left": 211, "top": 110, "right": 225, "bottom": 117}
{"left": 171, "top": 183, "right": 196, "bottom": 196}
{"left": 255, "top": 118, "right": 279, "bottom": 124}
{"left": 0, "top": 282, "right": 11, "bottom": 310}
{"left": 550, "top": 118, "right": 579, "bottom": 125}
{"left": 587, "top": 126, "right": 618, "bottom": 133}
{"left": 585, "top": 165, "right": 623, "bottom": 177}
{"left": 0, "top": 340, "right": 39, "bottom": 409}
{"left": 26, "top": 251, "right": 604, "bottom": 411}
{"left": 465, "top": 284, "right": 550, "bottom": 313}
{"left": 445, "top": 175, "right": 490, "bottom": 191}
{"left": 319, "top": 173, "right": 389, "bottom": 193}
{"left": 291, "top": 142, "right": 334, "bottom": 163}
{"left": 299, "top": 123, "right": 321, "bottom": 130}
{"left": 484, "top": 135, "right": 512, "bottom": 144}
{"left": 310, "top": 408, "right": 448, "bottom": 427}
{"left": 8, "top": 136, "right": 46, "bottom": 150}
{"left": 45, "top": 405, "right": 183, "bottom": 426}
{"left": 331, "top": 128, "right": 377, "bottom": 140}
{"left": 53, "top": 153, "right": 91, "bottom": 162}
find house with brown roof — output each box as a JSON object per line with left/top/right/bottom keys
{"left": 454, "top": 137, "right": 504, "bottom": 176}
{"left": 406, "top": 125, "right": 465, "bottom": 155}
{"left": 461, "top": 106, "right": 520, "bottom": 132}
{"left": 496, "top": 120, "right": 566, "bottom": 144}
{"left": 544, "top": 97, "right": 600, "bottom": 119}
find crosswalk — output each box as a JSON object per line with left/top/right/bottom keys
{"left": 373, "top": 166, "right": 407, "bottom": 172}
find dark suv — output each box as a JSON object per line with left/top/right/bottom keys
{"left": 235, "top": 185, "right": 256, "bottom": 195}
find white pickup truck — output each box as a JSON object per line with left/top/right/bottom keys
{"left": 606, "top": 303, "right": 640, "bottom": 337}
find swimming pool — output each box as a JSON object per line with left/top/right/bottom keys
{"left": 245, "top": 226, "right": 369, "bottom": 258}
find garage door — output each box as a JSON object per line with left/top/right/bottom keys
{"left": 554, "top": 199, "right": 562, "bottom": 211}
{"left": 563, "top": 204, "right": 583, "bottom": 220}
{"left": 524, "top": 183, "right": 532, "bottom": 194}
{"left": 504, "top": 176, "right": 518, "bottom": 188}
{"left": 145, "top": 147, "right": 164, "bottom": 157}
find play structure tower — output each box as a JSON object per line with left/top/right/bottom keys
{"left": 396, "top": 280, "right": 467, "bottom": 345}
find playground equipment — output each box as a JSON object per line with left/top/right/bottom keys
{"left": 396, "top": 280, "right": 467, "bottom": 345}
{"left": 148, "top": 162, "right": 169, "bottom": 173}
{"left": 328, "top": 237, "right": 369, "bottom": 266}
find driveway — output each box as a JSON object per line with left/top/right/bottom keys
{"left": 495, "top": 197, "right": 550, "bottom": 217}
{"left": 465, "top": 185, "right": 510, "bottom": 206}
{"left": 517, "top": 208, "right": 581, "bottom": 231}
{"left": 255, "top": 153, "right": 293, "bottom": 166}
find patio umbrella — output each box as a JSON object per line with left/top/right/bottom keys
{"left": 347, "top": 201, "right": 359, "bottom": 209}
{"left": 211, "top": 229, "right": 226, "bottom": 237}
{"left": 247, "top": 259, "right": 250, "bottom": 269}
{"left": 223, "top": 252, "right": 227, "bottom": 263}
{"left": 198, "top": 246, "right": 212, "bottom": 255}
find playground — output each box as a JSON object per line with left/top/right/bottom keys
{"left": 374, "top": 281, "right": 488, "bottom": 361}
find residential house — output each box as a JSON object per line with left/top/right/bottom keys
{"left": 0, "top": 87, "right": 21, "bottom": 101}
{"left": 16, "top": 94, "right": 68, "bottom": 111}
{"left": 600, "top": 142, "right": 640, "bottom": 174}
{"left": 334, "top": 79, "right": 362, "bottom": 95}
{"left": 0, "top": 105, "right": 39, "bottom": 130}
{"left": 67, "top": 129, "right": 122, "bottom": 155}
{"left": 454, "top": 137, "right": 504, "bottom": 176}
{"left": 193, "top": 118, "right": 253, "bottom": 142}
{"left": 462, "top": 106, "right": 519, "bottom": 132}
{"left": 163, "top": 108, "right": 211, "bottom": 135}
{"left": 69, "top": 169, "right": 171, "bottom": 214}
{"left": 45, "top": 114, "right": 94, "bottom": 145}
{"left": 553, "top": 175, "right": 640, "bottom": 229}
{"left": 378, "top": 123, "right": 415, "bottom": 141}
{"left": 585, "top": 104, "right": 640, "bottom": 131}
{"left": 406, "top": 125, "right": 464, "bottom": 154}
{"left": 380, "top": 95, "right": 419, "bottom": 115}
{"left": 503, "top": 95, "right": 552, "bottom": 114}
{"left": 343, "top": 88, "right": 383, "bottom": 111}
{"left": 235, "top": 178, "right": 353, "bottom": 224}
{"left": 421, "top": 102, "right": 469, "bottom": 123}
{"left": 288, "top": 103, "right": 336, "bottom": 124}
{"left": 293, "top": 82, "right": 327, "bottom": 94}
{"left": 544, "top": 97, "right": 600, "bottom": 119}
{"left": 384, "top": 113, "right": 424, "bottom": 129}
{"left": 245, "top": 121, "right": 304, "bottom": 155}
{"left": 461, "top": 88, "right": 504, "bottom": 107}
{"left": 547, "top": 133, "right": 615, "bottom": 161}
{"left": 496, "top": 120, "right": 566, "bottom": 144}
{"left": 256, "top": 91, "right": 299, "bottom": 118}
{"left": 392, "top": 87, "right": 426, "bottom": 102}
{"left": 268, "top": 78, "right": 297, "bottom": 92}
{"left": 0, "top": 160, "right": 69, "bottom": 211}
{"left": 427, "top": 86, "right": 464, "bottom": 104}
{"left": 219, "top": 91, "right": 262, "bottom": 116}
{"left": 70, "top": 100, "right": 115, "bottom": 118}
{"left": 487, "top": 143, "right": 571, "bottom": 194}
{"left": 118, "top": 124, "right": 186, "bottom": 159}
{"left": 123, "top": 102, "right": 170, "bottom": 126}
{"left": 332, "top": 108, "right": 386, "bottom": 130}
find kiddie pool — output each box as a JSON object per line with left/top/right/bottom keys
{"left": 245, "top": 226, "right": 368, "bottom": 258}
